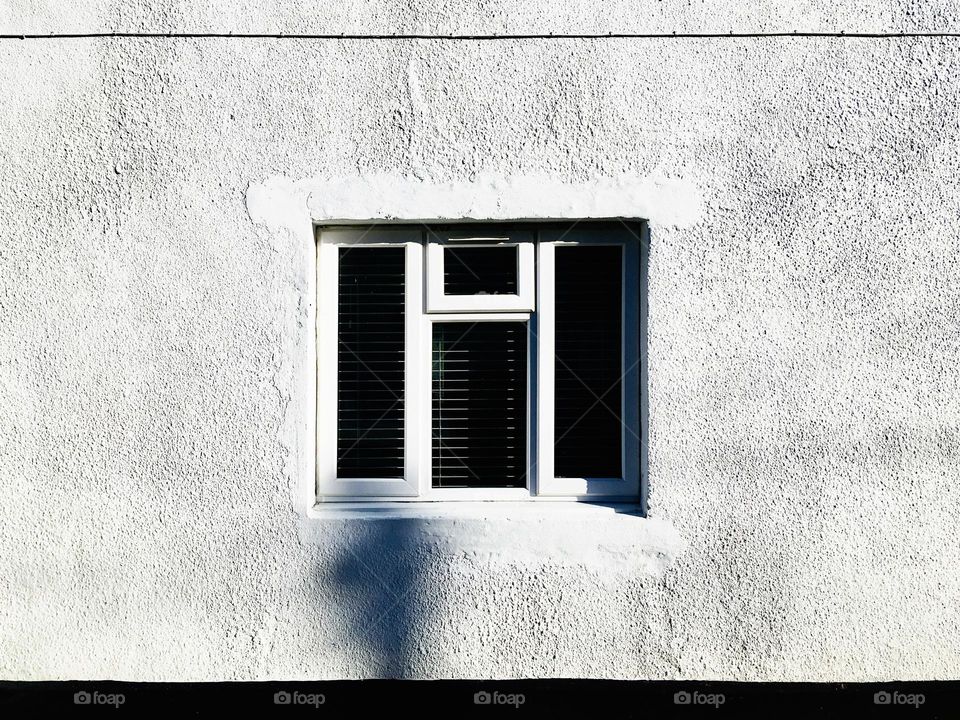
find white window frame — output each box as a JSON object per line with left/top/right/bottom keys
{"left": 418, "top": 312, "right": 533, "bottom": 501}
{"left": 316, "top": 224, "right": 640, "bottom": 503}
{"left": 425, "top": 229, "right": 535, "bottom": 313}
{"left": 316, "top": 227, "right": 422, "bottom": 498}
{"left": 536, "top": 225, "right": 641, "bottom": 499}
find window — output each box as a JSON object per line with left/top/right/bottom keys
{"left": 316, "top": 223, "right": 641, "bottom": 502}
{"left": 425, "top": 230, "right": 535, "bottom": 312}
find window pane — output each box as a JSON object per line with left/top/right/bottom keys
{"left": 443, "top": 246, "right": 518, "bottom": 295}
{"left": 337, "top": 246, "right": 405, "bottom": 478}
{"left": 554, "top": 246, "right": 622, "bottom": 478}
{"left": 432, "top": 322, "right": 527, "bottom": 488}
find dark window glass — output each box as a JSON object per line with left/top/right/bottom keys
{"left": 432, "top": 322, "right": 527, "bottom": 488}
{"left": 337, "top": 247, "right": 405, "bottom": 478}
{"left": 554, "top": 245, "right": 622, "bottom": 478}
{"left": 443, "top": 246, "right": 518, "bottom": 295}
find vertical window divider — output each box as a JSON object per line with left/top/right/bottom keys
{"left": 536, "top": 239, "right": 557, "bottom": 493}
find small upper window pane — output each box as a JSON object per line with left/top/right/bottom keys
{"left": 443, "top": 246, "right": 518, "bottom": 296}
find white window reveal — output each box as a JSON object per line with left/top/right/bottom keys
{"left": 316, "top": 222, "right": 642, "bottom": 503}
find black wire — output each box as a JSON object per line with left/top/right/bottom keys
{"left": 0, "top": 32, "right": 959, "bottom": 40}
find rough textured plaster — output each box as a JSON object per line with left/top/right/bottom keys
{"left": 1, "top": 19, "right": 960, "bottom": 681}
{"left": 301, "top": 508, "right": 685, "bottom": 577}
{"left": 1, "top": 0, "right": 959, "bottom": 35}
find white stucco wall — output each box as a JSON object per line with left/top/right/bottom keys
{"left": 2, "top": 2, "right": 959, "bottom": 680}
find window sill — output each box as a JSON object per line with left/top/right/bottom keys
{"left": 300, "top": 502, "right": 684, "bottom": 575}
{"left": 308, "top": 500, "right": 642, "bottom": 521}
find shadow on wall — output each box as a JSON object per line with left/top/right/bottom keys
{"left": 323, "top": 518, "right": 432, "bottom": 678}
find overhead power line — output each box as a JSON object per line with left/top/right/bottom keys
{"left": 0, "top": 31, "right": 958, "bottom": 40}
